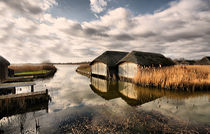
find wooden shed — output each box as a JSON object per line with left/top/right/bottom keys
{"left": 0, "top": 56, "right": 10, "bottom": 82}
{"left": 117, "top": 51, "right": 175, "bottom": 79}
{"left": 90, "top": 51, "right": 128, "bottom": 79}
{"left": 197, "top": 56, "right": 210, "bottom": 65}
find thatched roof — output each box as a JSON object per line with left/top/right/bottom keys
{"left": 90, "top": 51, "right": 128, "bottom": 66}
{"left": 0, "top": 56, "right": 10, "bottom": 66}
{"left": 174, "top": 59, "right": 196, "bottom": 65}
{"left": 118, "top": 51, "right": 175, "bottom": 67}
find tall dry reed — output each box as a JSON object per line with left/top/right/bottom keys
{"left": 133, "top": 65, "right": 210, "bottom": 91}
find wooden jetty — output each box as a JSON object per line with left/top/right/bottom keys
{"left": 0, "top": 82, "right": 35, "bottom": 89}
{"left": 0, "top": 91, "right": 49, "bottom": 119}
{"left": 0, "top": 82, "right": 36, "bottom": 94}
{"left": 0, "top": 82, "right": 50, "bottom": 119}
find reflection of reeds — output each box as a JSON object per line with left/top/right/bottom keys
{"left": 118, "top": 81, "right": 210, "bottom": 106}
{"left": 133, "top": 65, "right": 210, "bottom": 91}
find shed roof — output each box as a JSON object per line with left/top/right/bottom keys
{"left": 118, "top": 51, "right": 175, "bottom": 67}
{"left": 90, "top": 51, "right": 128, "bottom": 66}
{"left": 0, "top": 56, "right": 10, "bottom": 66}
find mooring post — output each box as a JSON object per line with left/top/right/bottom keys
{"left": 46, "top": 89, "right": 48, "bottom": 95}
{"left": 12, "top": 87, "right": 16, "bottom": 94}
{"left": 31, "top": 85, "right": 34, "bottom": 92}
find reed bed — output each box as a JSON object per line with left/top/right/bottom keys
{"left": 9, "top": 64, "right": 56, "bottom": 73}
{"left": 133, "top": 65, "right": 210, "bottom": 91}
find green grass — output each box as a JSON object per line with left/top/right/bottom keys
{"left": 15, "top": 70, "right": 51, "bottom": 76}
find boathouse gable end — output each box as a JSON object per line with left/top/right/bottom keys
{"left": 91, "top": 62, "right": 107, "bottom": 77}
{"left": 90, "top": 51, "right": 129, "bottom": 78}
{"left": 118, "top": 62, "right": 138, "bottom": 79}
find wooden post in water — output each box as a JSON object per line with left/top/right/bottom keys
{"left": 12, "top": 87, "right": 16, "bottom": 94}
{"left": 46, "top": 89, "right": 48, "bottom": 95}
{"left": 31, "top": 85, "right": 34, "bottom": 92}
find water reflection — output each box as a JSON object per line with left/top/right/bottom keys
{"left": 118, "top": 81, "right": 163, "bottom": 106}
{"left": 0, "top": 65, "right": 209, "bottom": 133}
{"left": 142, "top": 95, "right": 210, "bottom": 124}
{"left": 90, "top": 77, "right": 164, "bottom": 106}
{"left": 90, "top": 77, "right": 119, "bottom": 100}
{"left": 89, "top": 76, "right": 210, "bottom": 124}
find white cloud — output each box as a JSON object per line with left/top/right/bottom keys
{"left": 0, "top": 0, "right": 57, "bottom": 17}
{"left": 0, "top": 0, "right": 210, "bottom": 63}
{"left": 90, "top": 0, "right": 109, "bottom": 13}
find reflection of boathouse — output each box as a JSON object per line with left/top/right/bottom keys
{"left": 118, "top": 81, "right": 164, "bottom": 106}
{"left": 90, "top": 76, "right": 164, "bottom": 106}
{"left": 90, "top": 51, "right": 128, "bottom": 79}
{"left": 90, "top": 77, "right": 119, "bottom": 100}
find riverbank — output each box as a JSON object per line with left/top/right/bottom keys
{"left": 76, "top": 64, "right": 210, "bottom": 91}
{"left": 75, "top": 64, "right": 91, "bottom": 77}
{"left": 8, "top": 64, "right": 57, "bottom": 81}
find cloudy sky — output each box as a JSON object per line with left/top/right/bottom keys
{"left": 0, "top": 0, "right": 210, "bottom": 63}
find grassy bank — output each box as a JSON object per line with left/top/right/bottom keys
{"left": 15, "top": 70, "right": 51, "bottom": 76}
{"left": 76, "top": 64, "right": 91, "bottom": 76}
{"left": 134, "top": 65, "right": 210, "bottom": 91}
{"left": 9, "top": 64, "right": 57, "bottom": 79}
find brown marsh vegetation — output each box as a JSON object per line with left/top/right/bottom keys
{"left": 9, "top": 64, "right": 56, "bottom": 73}
{"left": 134, "top": 65, "right": 210, "bottom": 91}
{"left": 76, "top": 64, "right": 90, "bottom": 75}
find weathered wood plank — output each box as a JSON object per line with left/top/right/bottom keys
{"left": 118, "top": 62, "right": 138, "bottom": 78}
{"left": 0, "top": 82, "right": 35, "bottom": 89}
{"left": 0, "top": 90, "right": 49, "bottom": 119}
{"left": 91, "top": 62, "right": 107, "bottom": 76}
{"left": 0, "top": 90, "right": 47, "bottom": 100}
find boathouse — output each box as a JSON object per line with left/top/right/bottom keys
{"left": 197, "top": 56, "right": 210, "bottom": 65}
{"left": 0, "top": 56, "right": 10, "bottom": 82}
{"left": 90, "top": 51, "right": 128, "bottom": 79}
{"left": 117, "top": 51, "right": 175, "bottom": 79}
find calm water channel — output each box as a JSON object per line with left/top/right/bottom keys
{"left": 0, "top": 65, "right": 210, "bottom": 133}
